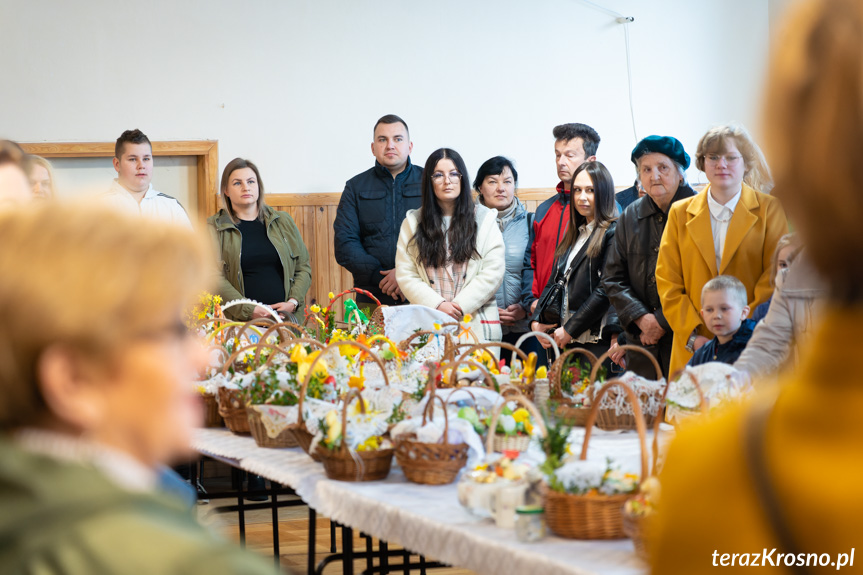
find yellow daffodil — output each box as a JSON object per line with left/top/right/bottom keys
{"left": 322, "top": 307, "right": 329, "bottom": 313}
{"left": 328, "top": 292, "right": 335, "bottom": 300}
{"left": 195, "top": 385, "right": 206, "bottom": 395}
{"left": 348, "top": 375, "right": 365, "bottom": 389}
{"left": 462, "top": 313, "right": 473, "bottom": 324}
{"left": 289, "top": 344, "right": 308, "bottom": 363}
{"left": 512, "top": 407, "right": 530, "bottom": 423}
{"left": 310, "top": 304, "right": 321, "bottom": 314}
{"left": 356, "top": 436, "right": 381, "bottom": 452}
{"left": 297, "top": 350, "right": 327, "bottom": 383}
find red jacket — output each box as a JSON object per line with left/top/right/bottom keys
{"left": 528, "top": 182, "right": 570, "bottom": 299}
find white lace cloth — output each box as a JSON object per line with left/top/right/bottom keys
{"left": 381, "top": 304, "right": 457, "bottom": 342}
{"left": 192, "top": 427, "right": 660, "bottom": 575}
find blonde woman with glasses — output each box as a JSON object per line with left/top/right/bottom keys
{"left": 656, "top": 124, "right": 789, "bottom": 373}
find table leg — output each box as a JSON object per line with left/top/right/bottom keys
{"left": 236, "top": 468, "right": 246, "bottom": 547}
{"left": 402, "top": 549, "right": 410, "bottom": 575}
{"left": 343, "top": 525, "right": 354, "bottom": 575}
{"left": 420, "top": 555, "right": 427, "bottom": 575}
{"left": 364, "top": 533, "right": 373, "bottom": 573}
{"left": 271, "top": 481, "right": 280, "bottom": 568}
{"left": 330, "top": 519, "right": 337, "bottom": 552}
{"left": 308, "top": 507, "right": 317, "bottom": 575}
{"left": 380, "top": 540, "right": 388, "bottom": 574}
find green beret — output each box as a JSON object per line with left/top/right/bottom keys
{"left": 631, "top": 135, "right": 690, "bottom": 170}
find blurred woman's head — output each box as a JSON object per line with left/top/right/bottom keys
{"left": 23, "top": 155, "right": 56, "bottom": 200}
{"left": 695, "top": 124, "right": 773, "bottom": 193}
{"left": 0, "top": 203, "right": 209, "bottom": 466}
{"left": 0, "top": 141, "right": 31, "bottom": 207}
{"left": 474, "top": 156, "right": 518, "bottom": 211}
{"left": 556, "top": 161, "right": 617, "bottom": 259}
{"left": 764, "top": 0, "right": 863, "bottom": 302}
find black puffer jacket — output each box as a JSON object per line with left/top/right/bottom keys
{"left": 333, "top": 159, "right": 423, "bottom": 304}
{"left": 602, "top": 184, "right": 696, "bottom": 337}
{"left": 547, "top": 223, "right": 617, "bottom": 340}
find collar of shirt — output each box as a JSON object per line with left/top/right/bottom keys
{"left": 707, "top": 187, "right": 742, "bottom": 221}
{"left": 15, "top": 427, "right": 158, "bottom": 493}
{"left": 110, "top": 179, "right": 156, "bottom": 202}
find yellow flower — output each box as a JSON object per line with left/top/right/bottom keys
{"left": 512, "top": 408, "right": 530, "bottom": 424}
{"left": 322, "top": 307, "right": 329, "bottom": 314}
{"left": 195, "top": 385, "right": 206, "bottom": 395}
{"left": 462, "top": 313, "right": 473, "bottom": 324}
{"left": 524, "top": 420, "right": 534, "bottom": 435}
{"left": 325, "top": 411, "right": 342, "bottom": 445}
{"left": 310, "top": 304, "right": 321, "bottom": 314}
{"left": 328, "top": 292, "right": 335, "bottom": 300}
{"left": 297, "top": 350, "right": 327, "bottom": 382}
{"left": 536, "top": 366, "right": 548, "bottom": 379}
{"left": 289, "top": 344, "right": 308, "bottom": 363}
{"left": 433, "top": 322, "right": 442, "bottom": 331}
{"left": 357, "top": 436, "right": 381, "bottom": 452}
{"left": 348, "top": 375, "right": 365, "bottom": 389}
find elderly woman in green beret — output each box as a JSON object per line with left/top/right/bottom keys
{"left": 601, "top": 136, "right": 696, "bottom": 378}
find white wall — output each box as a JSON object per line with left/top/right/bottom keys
{"left": 1, "top": 0, "right": 772, "bottom": 195}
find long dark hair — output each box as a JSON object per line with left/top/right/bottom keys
{"left": 411, "top": 148, "right": 478, "bottom": 268}
{"left": 555, "top": 161, "right": 617, "bottom": 259}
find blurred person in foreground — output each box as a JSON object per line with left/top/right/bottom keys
{"left": 0, "top": 203, "right": 279, "bottom": 574}
{"left": 652, "top": 0, "right": 863, "bottom": 572}
{"left": 0, "top": 140, "right": 31, "bottom": 207}
{"left": 23, "top": 154, "right": 56, "bottom": 199}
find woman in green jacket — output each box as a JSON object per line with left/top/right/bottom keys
{"left": 208, "top": 157, "right": 312, "bottom": 322}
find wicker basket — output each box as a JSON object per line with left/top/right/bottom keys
{"left": 202, "top": 392, "right": 223, "bottom": 428}
{"left": 549, "top": 347, "right": 599, "bottom": 427}
{"left": 259, "top": 321, "right": 308, "bottom": 344}
{"left": 589, "top": 345, "right": 664, "bottom": 431}
{"left": 485, "top": 390, "right": 547, "bottom": 455}
{"left": 328, "top": 288, "right": 387, "bottom": 332}
{"left": 544, "top": 380, "right": 649, "bottom": 539}
{"left": 395, "top": 395, "right": 469, "bottom": 485}
{"left": 315, "top": 389, "right": 394, "bottom": 481}
{"left": 247, "top": 406, "right": 300, "bottom": 448}
{"left": 622, "top": 510, "right": 651, "bottom": 560}
{"left": 297, "top": 340, "right": 390, "bottom": 462}
{"left": 217, "top": 387, "right": 250, "bottom": 434}
{"left": 455, "top": 341, "right": 535, "bottom": 399}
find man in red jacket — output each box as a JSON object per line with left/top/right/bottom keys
{"left": 522, "top": 123, "right": 600, "bottom": 316}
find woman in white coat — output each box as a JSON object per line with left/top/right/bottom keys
{"left": 395, "top": 148, "right": 505, "bottom": 343}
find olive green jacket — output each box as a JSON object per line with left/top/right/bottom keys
{"left": 0, "top": 437, "right": 279, "bottom": 575}
{"left": 207, "top": 205, "right": 312, "bottom": 321}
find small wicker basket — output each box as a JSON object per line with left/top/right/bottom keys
{"left": 589, "top": 345, "right": 664, "bottom": 431}
{"left": 315, "top": 389, "right": 394, "bottom": 481}
{"left": 247, "top": 406, "right": 300, "bottom": 448}
{"left": 455, "top": 341, "right": 535, "bottom": 399}
{"left": 217, "top": 386, "right": 250, "bottom": 434}
{"left": 202, "top": 392, "right": 223, "bottom": 428}
{"left": 548, "top": 347, "right": 599, "bottom": 426}
{"left": 395, "top": 394, "right": 469, "bottom": 485}
{"left": 485, "top": 389, "right": 547, "bottom": 455}
{"left": 544, "top": 380, "right": 649, "bottom": 540}
{"left": 297, "top": 339, "right": 390, "bottom": 462}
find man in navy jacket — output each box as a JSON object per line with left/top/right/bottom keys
{"left": 334, "top": 115, "right": 423, "bottom": 307}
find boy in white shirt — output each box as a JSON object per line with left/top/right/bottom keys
{"left": 103, "top": 129, "right": 192, "bottom": 228}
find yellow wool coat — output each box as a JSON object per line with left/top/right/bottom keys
{"left": 651, "top": 308, "right": 863, "bottom": 573}
{"left": 656, "top": 184, "right": 788, "bottom": 374}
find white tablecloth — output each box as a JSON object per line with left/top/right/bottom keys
{"left": 192, "top": 428, "right": 659, "bottom": 575}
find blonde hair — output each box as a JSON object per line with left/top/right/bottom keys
{"left": 701, "top": 275, "right": 748, "bottom": 309}
{"left": 23, "top": 154, "right": 56, "bottom": 199}
{"left": 0, "top": 202, "right": 210, "bottom": 430}
{"left": 695, "top": 124, "right": 773, "bottom": 193}
{"left": 770, "top": 233, "right": 800, "bottom": 286}
{"left": 764, "top": 0, "right": 863, "bottom": 302}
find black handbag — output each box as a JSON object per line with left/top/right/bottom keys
{"left": 530, "top": 255, "right": 578, "bottom": 325}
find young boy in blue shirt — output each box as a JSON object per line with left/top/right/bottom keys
{"left": 688, "top": 276, "right": 757, "bottom": 367}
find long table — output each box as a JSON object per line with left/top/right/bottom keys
{"left": 193, "top": 428, "right": 653, "bottom": 575}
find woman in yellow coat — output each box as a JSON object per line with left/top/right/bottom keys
{"left": 656, "top": 125, "right": 788, "bottom": 374}
{"left": 651, "top": 0, "right": 863, "bottom": 572}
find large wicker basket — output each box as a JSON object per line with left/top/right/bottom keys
{"left": 589, "top": 345, "right": 664, "bottom": 431}
{"left": 217, "top": 387, "right": 250, "bottom": 434}
{"left": 544, "top": 380, "right": 649, "bottom": 539}
{"left": 247, "top": 406, "right": 300, "bottom": 448}
{"left": 455, "top": 341, "right": 535, "bottom": 399}
{"left": 395, "top": 394, "right": 469, "bottom": 485}
{"left": 485, "top": 389, "right": 546, "bottom": 455}
{"left": 315, "top": 389, "right": 394, "bottom": 481}
{"left": 548, "top": 347, "right": 599, "bottom": 426}
{"left": 298, "top": 340, "right": 390, "bottom": 462}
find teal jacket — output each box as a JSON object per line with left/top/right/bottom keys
{"left": 0, "top": 436, "right": 279, "bottom": 575}
{"left": 208, "top": 205, "right": 312, "bottom": 321}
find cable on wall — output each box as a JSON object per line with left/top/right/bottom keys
{"left": 578, "top": 0, "right": 638, "bottom": 144}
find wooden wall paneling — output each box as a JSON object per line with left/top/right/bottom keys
{"left": 302, "top": 206, "right": 317, "bottom": 310}
{"left": 313, "top": 206, "right": 330, "bottom": 313}
{"left": 326, "top": 205, "right": 348, "bottom": 320}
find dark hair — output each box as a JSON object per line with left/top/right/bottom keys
{"left": 411, "top": 148, "right": 478, "bottom": 268}
{"left": 115, "top": 129, "right": 152, "bottom": 159}
{"left": 555, "top": 161, "right": 617, "bottom": 259}
{"left": 220, "top": 158, "right": 266, "bottom": 223}
{"left": 373, "top": 114, "right": 409, "bottom": 136}
{"left": 0, "top": 140, "right": 25, "bottom": 168}
{"left": 552, "top": 123, "right": 601, "bottom": 158}
{"left": 472, "top": 156, "right": 519, "bottom": 198}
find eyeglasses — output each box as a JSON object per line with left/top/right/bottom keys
{"left": 705, "top": 154, "right": 742, "bottom": 164}
{"left": 431, "top": 171, "right": 462, "bottom": 184}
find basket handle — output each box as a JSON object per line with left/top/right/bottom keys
{"left": 513, "top": 330, "right": 561, "bottom": 362}
{"left": 259, "top": 321, "right": 307, "bottom": 343}
{"left": 580, "top": 380, "right": 649, "bottom": 481}
{"left": 589, "top": 344, "right": 662, "bottom": 383}
{"left": 398, "top": 329, "right": 448, "bottom": 351}
{"left": 330, "top": 287, "right": 382, "bottom": 308}
{"left": 298, "top": 340, "right": 389, "bottom": 424}
{"left": 220, "top": 341, "right": 289, "bottom": 375}
{"left": 548, "top": 347, "right": 599, "bottom": 399}
{"left": 454, "top": 341, "right": 529, "bottom": 373}
{"left": 432, "top": 359, "right": 497, "bottom": 390}
{"left": 485, "top": 389, "right": 548, "bottom": 454}
{"left": 421, "top": 394, "right": 451, "bottom": 446}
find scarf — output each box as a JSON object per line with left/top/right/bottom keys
{"left": 495, "top": 198, "right": 519, "bottom": 232}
